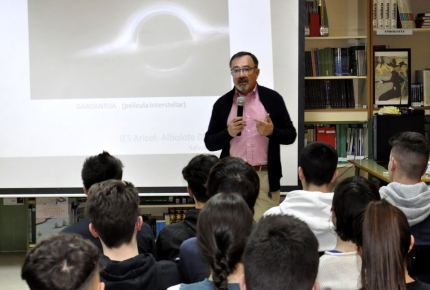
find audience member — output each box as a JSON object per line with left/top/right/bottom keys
{"left": 264, "top": 141, "right": 338, "bottom": 251}
{"left": 240, "top": 215, "right": 320, "bottom": 290}
{"left": 22, "top": 233, "right": 104, "bottom": 290}
{"left": 156, "top": 154, "right": 219, "bottom": 261}
{"left": 61, "top": 151, "right": 156, "bottom": 256}
{"left": 316, "top": 176, "right": 381, "bottom": 290}
{"left": 168, "top": 192, "right": 254, "bottom": 290}
{"left": 178, "top": 157, "right": 259, "bottom": 283}
{"left": 85, "top": 180, "right": 181, "bottom": 290}
{"left": 379, "top": 132, "right": 430, "bottom": 246}
{"left": 354, "top": 200, "right": 430, "bottom": 290}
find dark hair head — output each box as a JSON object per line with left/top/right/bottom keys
{"left": 333, "top": 176, "right": 381, "bottom": 242}
{"left": 354, "top": 200, "right": 411, "bottom": 290}
{"left": 22, "top": 233, "right": 101, "bottom": 290}
{"left": 229, "top": 51, "right": 259, "bottom": 68}
{"left": 81, "top": 151, "right": 123, "bottom": 191}
{"left": 182, "top": 154, "right": 219, "bottom": 203}
{"left": 197, "top": 192, "right": 254, "bottom": 290}
{"left": 85, "top": 180, "right": 139, "bottom": 248}
{"left": 206, "top": 157, "right": 259, "bottom": 212}
{"left": 300, "top": 142, "right": 338, "bottom": 186}
{"left": 389, "top": 131, "right": 430, "bottom": 180}
{"left": 244, "top": 215, "right": 319, "bottom": 290}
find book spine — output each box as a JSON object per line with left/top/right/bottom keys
{"left": 373, "top": 0, "right": 378, "bottom": 28}
{"left": 377, "top": 0, "right": 384, "bottom": 28}
{"left": 384, "top": 0, "right": 390, "bottom": 28}
{"left": 390, "top": 0, "right": 397, "bottom": 28}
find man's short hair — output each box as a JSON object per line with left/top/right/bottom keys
{"left": 243, "top": 215, "right": 319, "bottom": 290}
{"left": 229, "top": 51, "right": 259, "bottom": 68}
{"left": 22, "top": 233, "right": 101, "bottom": 290}
{"left": 85, "top": 180, "right": 139, "bottom": 248}
{"left": 300, "top": 142, "right": 338, "bottom": 186}
{"left": 81, "top": 151, "right": 123, "bottom": 190}
{"left": 332, "top": 176, "right": 381, "bottom": 242}
{"left": 182, "top": 154, "right": 219, "bottom": 203}
{"left": 389, "top": 131, "right": 430, "bottom": 179}
{"left": 206, "top": 157, "right": 259, "bottom": 212}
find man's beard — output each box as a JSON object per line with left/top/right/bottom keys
{"left": 236, "top": 78, "right": 249, "bottom": 92}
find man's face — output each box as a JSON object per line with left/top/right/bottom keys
{"left": 230, "top": 55, "right": 260, "bottom": 95}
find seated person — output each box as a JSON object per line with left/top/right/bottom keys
{"left": 156, "top": 154, "right": 219, "bottom": 261}
{"left": 354, "top": 200, "right": 430, "bottom": 290}
{"left": 240, "top": 215, "right": 320, "bottom": 290}
{"left": 21, "top": 233, "right": 104, "bottom": 290}
{"left": 264, "top": 142, "right": 338, "bottom": 251}
{"left": 168, "top": 192, "right": 254, "bottom": 290}
{"left": 85, "top": 180, "right": 182, "bottom": 290}
{"left": 379, "top": 132, "right": 430, "bottom": 246}
{"left": 178, "top": 157, "right": 260, "bottom": 283}
{"left": 62, "top": 151, "right": 155, "bottom": 256}
{"left": 316, "top": 176, "right": 381, "bottom": 290}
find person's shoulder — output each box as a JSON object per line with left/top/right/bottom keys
{"left": 180, "top": 237, "right": 197, "bottom": 251}
{"left": 407, "top": 280, "right": 430, "bottom": 290}
{"left": 257, "top": 85, "right": 282, "bottom": 98}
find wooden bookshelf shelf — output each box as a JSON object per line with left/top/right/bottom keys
{"left": 305, "top": 110, "right": 368, "bottom": 122}
{"left": 305, "top": 36, "right": 367, "bottom": 40}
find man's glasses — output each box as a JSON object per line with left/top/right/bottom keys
{"left": 230, "top": 67, "right": 256, "bottom": 76}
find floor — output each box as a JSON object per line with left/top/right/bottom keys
{"left": 0, "top": 252, "right": 30, "bottom": 290}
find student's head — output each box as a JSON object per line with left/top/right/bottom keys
{"left": 182, "top": 154, "right": 219, "bottom": 203}
{"left": 197, "top": 192, "right": 254, "bottom": 290}
{"left": 21, "top": 233, "right": 104, "bottom": 290}
{"left": 332, "top": 176, "right": 381, "bottom": 242}
{"left": 299, "top": 142, "right": 338, "bottom": 186}
{"left": 206, "top": 157, "right": 259, "bottom": 212}
{"left": 85, "top": 180, "right": 141, "bottom": 249}
{"left": 241, "top": 215, "right": 319, "bottom": 290}
{"left": 354, "top": 200, "right": 413, "bottom": 290}
{"left": 81, "top": 151, "right": 124, "bottom": 193}
{"left": 388, "top": 131, "right": 430, "bottom": 182}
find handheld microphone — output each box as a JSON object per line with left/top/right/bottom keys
{"left": 237, "top": 96, "right": 245, "bottom": 136}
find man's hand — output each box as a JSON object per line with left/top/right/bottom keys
{"left": 228, "top": 117, "right": 247, "bottom": 137}
{"left": 254, "top": 114, "right": 274, "bottom": 136}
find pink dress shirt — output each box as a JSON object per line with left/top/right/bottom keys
{"left": 227, "top": 86, "right": 269, "bottom": 166}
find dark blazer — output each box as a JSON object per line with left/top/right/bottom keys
{"left": 204, "top": 85, "right": 297, "bottom": 191}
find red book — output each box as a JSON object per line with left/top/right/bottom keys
{"left": 310, "top": 14, "right": 320, "bottom": 37}
{"left": 316, "top": 126, "right": 336, "bottom": 149}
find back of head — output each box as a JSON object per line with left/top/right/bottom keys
{"left": 206, "top": 157, "right": 259, "bottom": 212}
{"left": 243, "top": 215, "right": 319, "bottom": 290}
{"left": 354, "top": 200, "right": 411, "bottom": 290}
{"left": 182, "top": 154, "right": 219, "bottom": 203}
{"left": 81, "top": 151, "right": 124, "bottom": 190}
{"left": 197, "top": 192, "right": 254, "bottom": 290}
{"left": 332, "top": 176, "right": 381, "bottom": 242}
{"left": 389, "top": 131, "right": 430, "bottom": 180}
{"left": 22, "top": 233, "right": 100, "bottom": 290}
{"left": 85, "top": 180, "right": 139, "bottom": 248}
{"left": 300, "top": 142, "right": 338, "bottom": 186}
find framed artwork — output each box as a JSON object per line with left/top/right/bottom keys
{"left": 373, "top": 48, "right": 411, "bottom": 107}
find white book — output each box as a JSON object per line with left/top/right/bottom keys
{"left": 384, "top": 0, "right": 390, "bottom": 28}
{"left": 416, "top": 70, "right": 430, "bottom": 107}
{"left": 377, "top": 0, "right": 385, "bottom": 28}
{"left": 390, "top": 0, "right": 397, "bottom": 28}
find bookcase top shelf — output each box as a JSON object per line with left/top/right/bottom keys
{"left": 305, "top": 110, "right": 368, "bottom": 122}
{"left": 305, "top": 36, "right": 367, "bottom": 40}
{"left": 305, "top": 76, "right": 367, "bottom": 80}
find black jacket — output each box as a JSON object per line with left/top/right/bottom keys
{"left": 156, "top": 208, "right": 200, "bottom": 261}
{"left": 204, "top": 85, "right": 297, "bottom": 191}
{"left": 100, "top": 253, "right": 182, "bottom": 290}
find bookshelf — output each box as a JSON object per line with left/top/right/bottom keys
{"left": 304, "top": 0, "right": 373, "bottom": 163}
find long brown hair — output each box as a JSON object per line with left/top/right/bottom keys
{"left": 354, "top": 200, "right": 411, "bottom": 290}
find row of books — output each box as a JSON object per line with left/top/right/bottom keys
{"left": 415, "top": 69, "right": 430, "bottom": 107}
{"left": 305, "top": 79, "right": 355, "bottom": 109}
{"left": 305, "top": 0, "right": 329, "bottom": 37}
{"left": 372, "top": 0, "right": 415, "bottom": 29}
{"left": 305, "top": 46, "right": 366, "bottom": 77}
{"left": 415, "top": 13, "right": 430, "bottom": 28}
{"left": 304, "top": 124, "right": 367, "bottom": 162}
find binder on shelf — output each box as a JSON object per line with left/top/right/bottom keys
{"left": 310, "top": 14, "right": 320, "bottom": 37}
{"left": 336, "top": 124, "right": 348, "bottom": 162}
{"left": 316, "top": 126, "right": 336, "bottom": 149}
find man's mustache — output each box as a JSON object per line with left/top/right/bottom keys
{"left": 239, "top": 77, "right": 248, "bottom": 83}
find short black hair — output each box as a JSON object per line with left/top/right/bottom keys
{"left": 229, "top": 51, "right": 259, "bottom": 68}
{"left": 182, "top": 154, "right": 219, "bottom": 203}
{"left": 81, "top": 151, "right": 123, "bottom": 190}
{"left": 332, "top": 176, "right": 381, "bottom": 242}
{"left": 206, "top": 157, "right": 259, "bottom": 212}
{"left": 244, "top": 215, "right": 319, "bottom": 290}
{"left": 22, "top": 233, "right": 101, "bottom": 290}
{"left": 389, "top": 131, "right": 430, "bottom": 179}
{"left": 85, "top": 180, "right": 139, "bottom": 248}
{"left": 300, "top": 142, "right": 338, "bottom": 186}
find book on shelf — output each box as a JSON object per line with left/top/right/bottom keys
{"left": 35, "top": 197, "right": 69, "bottom": 243}
{"left": 390, "top": 0, "right": 398, "bottom": 28}
{"left": 336, "top": 124, "right": 348, "bottom": 162}
{"left": 316, "top": 125, "right": 336, "bottom": 149}
{"left": 416, "top": 70, "right": 430, "bottom": 107}
{"left": 305, "top": 79, "right": 355, "bottom": 109}
{"left": 346, "top": 124, "right": 366, "bottom": 160}
{"left": 415, "top": 15, "right": 430, "bottom": 28}
{"left": 384, "top": 0, "right": 390, "bottom": 28}
{"left": 305, "top": 0, "right": 329, "bottom": 37}
{"left": 377, "top": 0, "right": 384, "bottom": 29}
{"left": 397, "top": 0, "right": 415, "bottom": 28}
